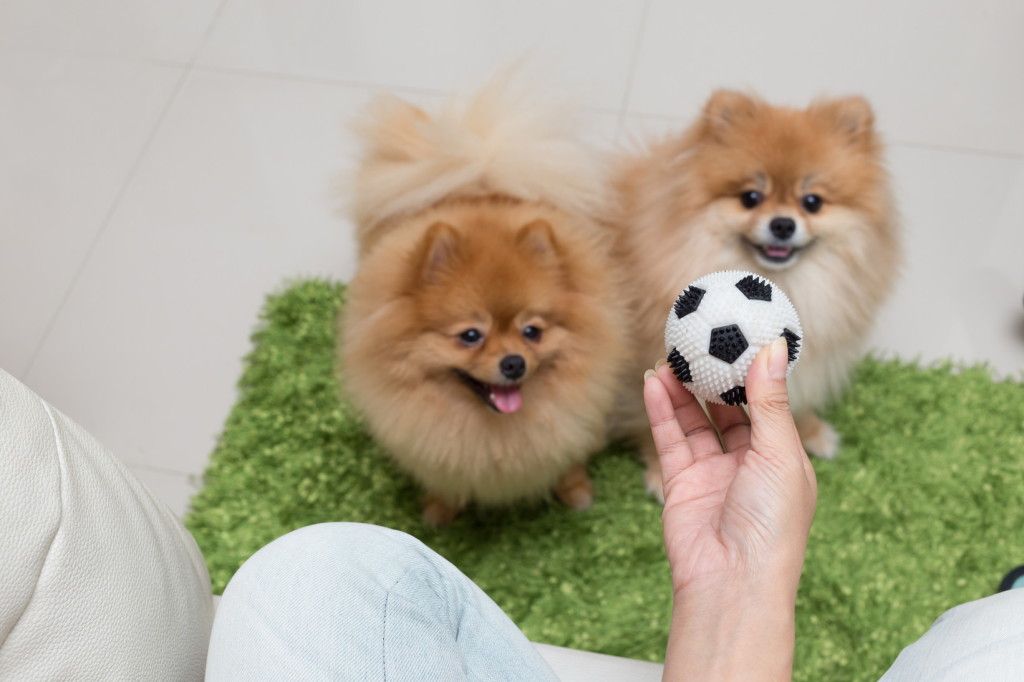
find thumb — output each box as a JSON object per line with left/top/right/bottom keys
{"left": 746, "top": 337, "right": 802, "bottom": 460}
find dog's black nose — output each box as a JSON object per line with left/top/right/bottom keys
{"left": 769, "top": 217, "right": 796, "bottom": 241}
{"left": 499, "top": 355, "right": 526, "bottom": 380}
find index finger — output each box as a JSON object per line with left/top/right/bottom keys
{"left": 643, "top": 371, "right": 695, "bottom": 476}
{"left": 707, "top": 402, "right": 751, "bottom": 453}
{"left": 654, "top": 364, "right": 725, "bottom": 461}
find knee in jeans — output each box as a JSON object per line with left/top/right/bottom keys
{"left": 237, "top": 522, "right": 441, "bottom": 593}
{"left": 284, "top": 522, "right": 420, "bottom": 553}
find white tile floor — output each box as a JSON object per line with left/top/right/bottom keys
{"left": 2, "top": 1, "right": 1022, "bottom": 518}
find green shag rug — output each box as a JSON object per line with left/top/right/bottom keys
{"left": 186, "top": 280, "right": 1024, "bottom": 681}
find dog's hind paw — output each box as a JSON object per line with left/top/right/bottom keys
{"left": 644, "top": 465, "right": 665, "bottom": 504}
{"left": 422, "top": 496, "right": 461, "bottom": 527}
{"left": 802, "top": 418, "right": 840, "bottom": 460}
{"left": 554, "top": 464, "right": 594, "bottom": 510}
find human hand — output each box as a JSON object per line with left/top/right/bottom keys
{"left": 644, "top": 338, "right": 817, "bottom": 680}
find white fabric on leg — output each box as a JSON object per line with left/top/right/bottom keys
{"left": 206, "top": 522, "right": 558, "bottom": 681}
{"left": 881, "top": 589, "right": 1024, "bottom": 681}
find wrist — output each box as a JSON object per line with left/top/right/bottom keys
{"left": 674, "top": 556, "right": 804, "bottom": 606}
{"left": 666, "top": 573, "right": 798, "bottom": 681}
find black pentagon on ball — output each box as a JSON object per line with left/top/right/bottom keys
{"left": 781, "top": 328, "right": 801, "bottom": 362}
{"left": 735, "top": 274, "right": 772, "bottom": 301}
{"left": 673, "top": 285, "right": 706, "bottom": 318}
{"left": 667, "top": 347, "right": 693, "bottom": 383}
{"left": 708, "top": 324, "right": 748, "bottom": 364}
{"left": 720, "top": 385, "right": 748, "bottom": 406}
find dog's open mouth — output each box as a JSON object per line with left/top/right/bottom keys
{"left": 745, "top": 239, "right": 811, "bottom": 266}
{"left": 454, "top": 370, "right": 523, "bottom": 414}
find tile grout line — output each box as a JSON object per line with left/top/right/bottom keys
{"left": 128, "top": 461, "right": 201, "bottom": 480}
{"left": 181, "top": 61, "right": 1024, "bottom": 161}
{"left": 619, "top": 110, "right": 1024, "bottom": 161}
{"left": 187, "top": 63, "right": 625, "bottom": 120}
{"left": 4, "top": 47, "right": 456, "bottom": 101}
{"left": 21, "top": 0, "right": 233, "bottom": 380}
{"left": 37, "top": 43, "right": 1020, "bottom": 161}
{"left": 0, "top": 44, "right": 191, "bottom": 71}
{"left": 189, "top": 61, "right": 453, "bottom": 98}
{"left": 882, "top": 138, "right": 1024, "bottom": 161}
{"left": 5, "top": 25, "right": 1024, "bottom": 161}
{"left": 614, "top": 0, "right": 653, "bottom": 141}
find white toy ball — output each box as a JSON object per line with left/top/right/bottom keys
{"left": 663, "top": 270, "right": 803, "bottom": 405}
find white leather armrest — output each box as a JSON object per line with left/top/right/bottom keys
{"left": 0, "top": 369, "right": 213, "bottom": 680}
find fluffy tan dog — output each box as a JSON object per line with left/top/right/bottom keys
{"left": 614, "top": 90, "right": 901, "bottom": 498}
{"left": 340, "top": 79, "right": 629, "bottom": 524}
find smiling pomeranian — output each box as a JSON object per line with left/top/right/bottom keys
{"left": 614, "top": 90, "right": 900, "bottom": 496}
{"left": 340, "top": 79, "right": 628, "bottom": 525}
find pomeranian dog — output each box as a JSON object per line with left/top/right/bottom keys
{"left": 340, "top": 79, "right": 629, "bottom": 525}
{"left": 614, "top": 90, "right": 900, "bottom": 497}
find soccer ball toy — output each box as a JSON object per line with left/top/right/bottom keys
{"left": 664, "top": 270, "right": 802, "bottom": 406}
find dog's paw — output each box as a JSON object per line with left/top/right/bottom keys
{"left": 644, "top": 465, "right": 665, "bottom": 504}
{"left": 422, "top": 496, "right": 460, "bottom": 527}
{"left": 556, "top": 481, "right": 593, "bottom": 510}
{"left": 554, "top": 464, "right": 593, "bottom": 510}
{"left": 803, "top": 420, "right": 840, "bottom": 460}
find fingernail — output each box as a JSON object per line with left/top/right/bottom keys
{"left": 643, "top": 368, "right": 656, "bottom": 382}
{"left": 654, "top": 358, "right": 666, "bottom": 371}
{"left": 768, "top": 337, "right": 788, "bottom": 380}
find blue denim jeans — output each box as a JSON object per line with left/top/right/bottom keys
{"left": 205, "top": 523, "right": 558, "bottom": 681}
{"left": 206, "top": 521, "right": 1024, "bottom": 680}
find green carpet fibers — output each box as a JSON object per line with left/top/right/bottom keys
{"left": 186, "top": 280, "right": 1024, "bottom": 680}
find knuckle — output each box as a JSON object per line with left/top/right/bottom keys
{"left": 684, "top": 424, "right": 715, "bottom": 440}
{"left": 650, "top": 422, "right": 685, "bottom": 452}
{"left": 662, "top": 438, "right": 688, "bottom": 457}
{"left": 754, "top": 392, "right": 791, "bottom": 417}
{"left": 650, "top": 414, "right": 677, "bottom": 431}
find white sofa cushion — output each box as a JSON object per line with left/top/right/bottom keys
{"left": 0, "top": 369, "right": 213, "bottom": 680}
{"left": 534, "top": 643, "right": 664, "bottom": 681}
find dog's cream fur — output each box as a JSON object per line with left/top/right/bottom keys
{"left": 350, "top": 75, "right": 612, "bottom": 254}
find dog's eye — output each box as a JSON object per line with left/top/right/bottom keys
{"left": 458, "top": 328, "right": 483, "bottom": 346}
{"left": 522, "top": 325, "right": 543, "bottom": 342}
{"left": 801, "top": 194, "right": 823, "bottom": 213}
{"left": 739, "top": 190, "right": 763, "bottom": 209}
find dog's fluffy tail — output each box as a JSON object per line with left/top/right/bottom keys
{"left": 350, "top": 74, "right": 609, "bottom": 251}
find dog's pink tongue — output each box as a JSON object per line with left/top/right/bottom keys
{"left": 490, "top": 386, "right": 523, "bottom": 414}
{"left": 765, "top": 245, "right": 792, "bottom": 258}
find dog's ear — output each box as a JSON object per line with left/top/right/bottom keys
{"left": 702, "top": 90, "right": 759, "bottom": 137}
{"left": 418, "top": 222, "right": 461, "bottom": 283}
{"left": 812, "top": 95, "right": 876, "bottom": 145}
{"left": 516, "top": 219, "right": 559, "bottom": 266}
